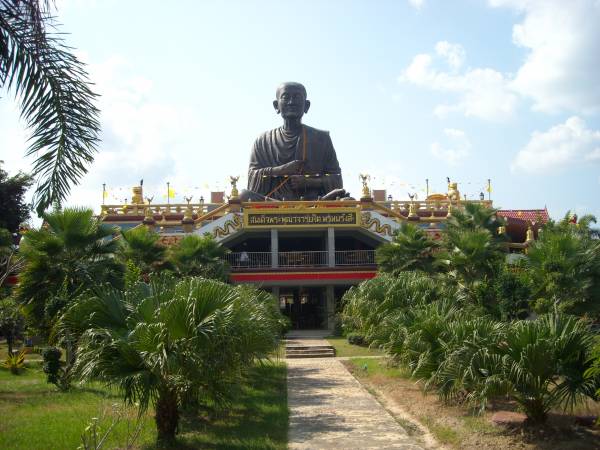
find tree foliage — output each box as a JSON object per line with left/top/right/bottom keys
{"left": 0, "top": 0, "right": 100, "bottom": 214}
{"left": 527, "top": 213, "right": 600, "bottom": 317}
{"left": 0, "top": 163, "right": 33, "bottom": 232}
{"left": 61, "top": 275, "right": 285, "bottom": 444}
{"left": 376, "top": 222, "right": 440, "bottom": 275}
{"left": 15, "top": 207, "right": 123, "bottom": 335}
{"left": 169, "top": 234, "right": 229, "bottom": 280}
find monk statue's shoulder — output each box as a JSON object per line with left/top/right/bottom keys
{"left": 252, "top": 128, "right": 278, "bottom": 148}
{"left": 303, "top": 124, "right": 330, "bottom": 137}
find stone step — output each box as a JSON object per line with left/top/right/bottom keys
{"left": 285, "top": 345, "right": 334, "bottom": 351}
{"left": 286, "top": 348, "right": 335, "bottom": 354}
{"left": 286, "top": 351, "right": 336, "bottom": 359}
{"left": 285, "top": 346, "right": 336, "bottom": 358}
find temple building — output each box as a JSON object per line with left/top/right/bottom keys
{"left": 99, "top": 178, "right": 548, "bottom": 330}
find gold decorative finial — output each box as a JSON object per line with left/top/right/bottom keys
{"left": 132, "top": 185, "right": 144, "bottom": 205}
{"left": 229, "top": 176, "right": 240, "bottom": 198}
{"left": 526, "top": 224, "right": 535, "bottom": 243}
{"left": 447, "top": 181, "right": 460, "bottom": 203}
{"left": 359, "top": 174, "right": 371, "bottom": 198}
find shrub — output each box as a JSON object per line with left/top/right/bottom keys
{"left": 61, "top": 275, "right": 285, "bottom": 445}
{"left": 433, "top": 314, "right": 598, "bottom": 423}
{"left": 4, "top": 350, "right": 25, "bottom": 374}
{"left": 347, "top": 333, "right": 365, "bottom": 346}
{"left": 42, "top": 347, "right": 70, "bottom": 390}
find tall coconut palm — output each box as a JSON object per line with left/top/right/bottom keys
{"left": 168, "top": 234, "right": 229, "bottom": 281}
{"left": 1, "top": 1, "right": 100, "bottom": 214}
{"left": 15, "top": 207, "right": 123, "bottom": 335}
{"left": 60, "top": 275, "right": 284, "bottom": 445}
{"left": 376, "top": 222, "right": 440, "bottom": 275}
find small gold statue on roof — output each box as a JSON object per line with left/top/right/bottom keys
{"left": 359, "top": 173, "right": 370, "bottom": 198}
{"left": 229, "top": 176, "right": 240, "bottom": 198}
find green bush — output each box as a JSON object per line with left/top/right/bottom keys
{"left": 61, "top": 275, "right": 286, "bottom": 445}
{"left": 347, "top": 333, "right": 366, "bottom": 346}
{"left": 432, "top": 314, "right": 598, "bottom": 423}
{"left": 42, "top": 347, "right": 70, "bottom": 390}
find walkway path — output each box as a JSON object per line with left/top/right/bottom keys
{"left": 286, "top": 331, "right": 424, "bottom": 449}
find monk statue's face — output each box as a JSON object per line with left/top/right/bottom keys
{"left": 273, "top": 84, "right": 311, "bottom": 120}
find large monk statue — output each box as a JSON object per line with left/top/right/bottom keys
{"left": 240, "top": 82, "right": 348, "bottom": 201}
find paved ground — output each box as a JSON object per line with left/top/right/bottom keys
{"left": 287, "top": 346, "right": 425, "bottom": 449}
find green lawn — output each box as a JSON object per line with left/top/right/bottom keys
{"left": 0, "top": 359, "right": 288, "bottom": 450}
{"left": 326, "top": 337, "right": 384, "bottom": 357}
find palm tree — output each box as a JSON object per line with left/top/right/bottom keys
{"left": 527, "top": 220, "right": 600, "bottom": 317}
{"left": 1, "top": 1, "right": 100, "bottom": 214}
{"left": 168, "top": 234, "right": 229, "bottom": 281}
{"left": 447, "top": 202, "right": 505, "bottom": 237}
{"left": 61, "top": 276, "right": 284, "bottom": 445}
{"left": 376, "top": 222, "right": 440, "bottom": 275}
{"left": 15, "top": 207, "right": 123, "bottom": 335}
{"left": 433, "top": 314, "right": 598, "bottom": 423}
{"left": 437, "top": 227, "right": 504, "bottom": 289}
{"left": 118, "top": 226, "right": 169, "bottom": 277}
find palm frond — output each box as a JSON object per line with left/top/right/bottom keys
{"left": 0, "top": 1, "right": 100, "bottom": 214}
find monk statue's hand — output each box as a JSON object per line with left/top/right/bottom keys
{"left": 272, "top": 160, "right": 304, "bottom": 176}
{"left": 290, "top": 175, "right": 321, "bottom": 190}
{"left": 289, "top": 175, "right": 306, "bottom": 190}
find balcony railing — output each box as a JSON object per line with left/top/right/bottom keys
{"left": 279, "top": 251, "right": 328, "bottom": 267}
{"left": 225, "top": 250, "right": 376, "bottom": 269}
{"left": 335, "top": 250, "right": 376, "bottom": 266}
{"left": 224, "top": 252, "right": 271, "bottom": 268}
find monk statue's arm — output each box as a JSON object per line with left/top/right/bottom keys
{"left": 321, "top": 133, "right": 343, "bottom": 193}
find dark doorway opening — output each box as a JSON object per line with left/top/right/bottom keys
{"left": 280, "top": 287, "right": 325, "bottom": 329}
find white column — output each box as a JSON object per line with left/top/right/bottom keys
{"left": 327, "top": 227, "right": 335, "bottom": 268}
{"left": 326, "top": 285, "right": 335, "bottom": 330}
{"left": 271, "top": 228, "right": 279, "bottom": 268}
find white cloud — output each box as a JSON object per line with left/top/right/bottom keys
{"left": 62, "top": 55, "right": 204, "bottom": 209}
{"left": 435, "top": 41, "right": 465, "bottom": 71}
{"left": 399, "top": 42, "right": 517, "bottom": 121}
{"left": 511, "top": 116, "right": 600, "bottom": 173}
{"left": 431, "top": 128, "right": 471, "bottom": 165}
{"left": 490, "top": 0, "right": 600, "bottom": 114}
{"left": 408, "top": 0, "right": 425, "bottom": 10}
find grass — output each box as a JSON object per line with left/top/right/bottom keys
{"left": 326, "top": 337, "right": 385, "bottom": 357}
{"left": 0, "top": 357, "right": 287, "bottom": 450}
{"left": 344, "top": 357, "right": 489, "bottom": 447}
{"left": 344, "top": 357, "right": 600, "bottom": 449}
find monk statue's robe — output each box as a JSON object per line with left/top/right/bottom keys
{"left": 247, "top": 125, "right": 343, "bottom": 200}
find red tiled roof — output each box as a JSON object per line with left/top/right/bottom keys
{"left": 498, "top": 209, "right": 549, "bottom": 223}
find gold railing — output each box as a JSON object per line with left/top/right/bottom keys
{"left": 101, "top": 198, "right": 496, "bottom": 226}
{"left": 100, "top": 203, "right": 222, "bottom": 218}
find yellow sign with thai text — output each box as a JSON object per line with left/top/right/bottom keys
{"left": 244, "top": 207, "right": 360, "bottom": 228}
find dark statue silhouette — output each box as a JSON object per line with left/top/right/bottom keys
{"left": 240, "top": 82, "right": 350, "bottom": 201}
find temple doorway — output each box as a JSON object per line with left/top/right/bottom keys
{"left": 279, "top": 287, "right": 326, "bottom": 330}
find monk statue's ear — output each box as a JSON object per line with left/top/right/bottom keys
{"left": 304, "top": 100, "right": 311, "bottom": 114}
{"left": 273, "top": 100, "right": 280, "bottom": 114}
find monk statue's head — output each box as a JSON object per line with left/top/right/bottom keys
{"left": 273, "top": 82, "right": 310, "bottom": 120}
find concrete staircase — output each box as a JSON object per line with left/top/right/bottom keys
{"left": 284, "top": 330, "right": 336, "bottom": 359}
{"left": 285, "top": 343, "right": 336, "bottom": 358}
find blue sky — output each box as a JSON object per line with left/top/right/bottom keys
{"left": 1, "top": 0, "right": 599, "bottom": 220}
